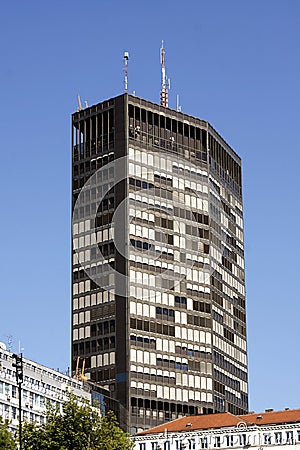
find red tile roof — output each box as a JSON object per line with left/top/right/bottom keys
{"left": 137, "top": 409, "right": 300, "bottom": 435}
{"left": 137, "top": 412, "right": 244, "bottom": 435}
{"left": 241, "top": 409, "right": 300, "bottom": 426}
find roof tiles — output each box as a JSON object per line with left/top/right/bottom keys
{"left": 138, "top": 412, "right": 244, "bottom": 435}
{"left": 137, "top": 409, "right": 300, "bottom": 435}
{"left": 242, "top": 409, "right": 300, "bottom": 426}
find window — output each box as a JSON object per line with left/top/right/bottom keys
{"left": 139, "top": 444, "right": 146, "bottom": 450}
{"left": 226, "top": 435, "right": 234, "bottom": 446}
{"left": 239, "top": 434, "right": 247, "bottom": 446}
{"left": 175, "top": 362, "right": 189, "bottom": 371}
{"left": 12, "top": 386, "right": 17, "bottom": 398}
{"left": 263, "top": 433, "right": 271, "bottom": 444}
{"left": 200, "top": 437, "right": 208, "bottom": 449}
{"left": 214, "top": 436, "right": 221, "bottom": 448}
{"left": 297, "top": 430, "right": 300, "bottom": 442}
{"left": 175, "top": 441, "right": 191, "bottom": 450}
{"left": 286, "top": 431, "right": 294, "bottom": 443}
{"left": 175, "top": 296, "right": 187, "bottom": 308}
{"left": 188, "top": 439, "right": 196, "bottom": 449}
{"left": 12, "top": 407, "right": 17, "bottom": 420}
{"left": 275, "top": 432, "right": 282, "bottom": 444}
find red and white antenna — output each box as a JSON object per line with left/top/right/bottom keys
{"left": 123, "top": 51, "right": 129, "bottom": 93}
{"left": 160, "top": 41, "right": 170, "bottom": 107}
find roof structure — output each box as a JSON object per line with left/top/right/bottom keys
{"left": 137, "top": 413, "right": 244, "bottom": 435}
{"left": 242, "top": 409, "right": 300, "bottom": 426}
{"left": 137, "top": 409, "right": 300, "bottom": 435}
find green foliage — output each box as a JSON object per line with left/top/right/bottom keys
{"left": 22, "top": 394, "right": 133, "bottom": 450}
{"left": 0, "top": 417, "right": 16, "bottom": 450}
{"left": 96, "top": 411, "right": 134, "bottom": 450}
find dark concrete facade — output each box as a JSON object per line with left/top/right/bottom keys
{"left": 72, "top": 94, "right": 248, "bottom": 432}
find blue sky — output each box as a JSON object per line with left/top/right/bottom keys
{"left": 0, "top": 0, "right": 299, "bottom": 413}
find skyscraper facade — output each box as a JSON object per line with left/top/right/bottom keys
{"left": 71, "top": 94, "right": 248, "bottom": 432}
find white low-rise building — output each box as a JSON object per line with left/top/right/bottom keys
{"left": 0, "top": 342, "right": 91, "bottom": 429}
{"left": 134, "top": 408, "right": 300, "bottom": 449}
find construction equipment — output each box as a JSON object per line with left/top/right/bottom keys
{"left": 75, "top": 356, "right": 88, "bottom": 381}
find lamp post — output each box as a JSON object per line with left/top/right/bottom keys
{"left": 12, "top": 353, "right": 23, "bottom": 450}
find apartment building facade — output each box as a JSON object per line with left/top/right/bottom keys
{"left": 0, "top": 342, "right": 90, "bottom": 430}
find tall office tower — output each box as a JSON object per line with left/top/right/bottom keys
{"left": 72, "top": 94, "right": 248, "bottom": 432}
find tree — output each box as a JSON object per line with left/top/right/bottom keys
{"left": 22, "top": 394, "right": 133, "bottom": 450}
{"left": 96, "top": 411, "right": 134, "bottom": 450}
{"left": 0, "top": 418, "right": 17, "bottom": 450}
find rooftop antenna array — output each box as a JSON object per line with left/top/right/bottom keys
{"left": 77, "top": 94, "right": 88, "bottom": 111}
{"left": 77, "top": 94, "right": 83, "bottom": 111}
{"left": 160, "top": 41, "right": 170, "bottom": 107}
{"left": 123, "top": 51, "right": 129, "bottom": 93}
{"left": 176, "top": 94, "right": 182, "bottom": 112}
{"left": 7, "top": 335, "right": 13, "bottom": 352}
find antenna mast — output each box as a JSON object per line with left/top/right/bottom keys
{"left": 160, "top": 41, "right": 170, "bottom": 107}
{"left": 176, "top": 94, "right": 182, "bottom": 112}
{"left": 123, "top": 51, "right": 129, "bottom": 93}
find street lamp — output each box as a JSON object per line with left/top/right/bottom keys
{"left": 12, "top": 353, "right": 23, "bottom": 450}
